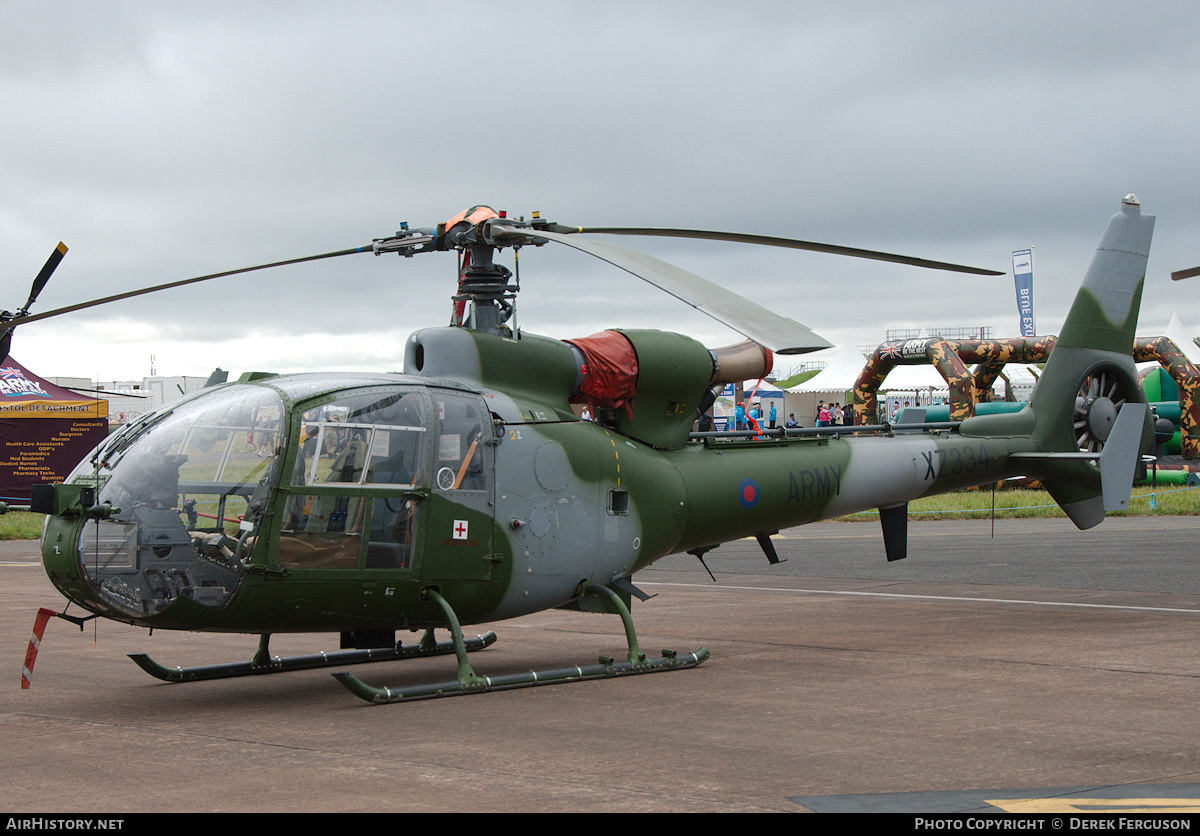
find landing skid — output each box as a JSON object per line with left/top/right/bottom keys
{"left": 333, "top": 583, "right": 710, "bottom": 704}
{"left": 129, "top": 629, "right": 497, "bottom": 683}
{"left": 333, "top": 648, "right": 709, "bottom": 703}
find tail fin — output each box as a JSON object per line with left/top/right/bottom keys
{"left": 1021, "top": 195, "right": 1156, "bottom": 528}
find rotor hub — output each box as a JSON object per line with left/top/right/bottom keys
{"left": 1082, "top": 395, "right": 1117, "bottom": 442}
{"left": 1072, "top": 368, "right": 1130, "bottom": 453}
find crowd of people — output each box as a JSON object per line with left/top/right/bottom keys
{"left": 813, "top": 399, "right": 851, "bottom": 427}
{"left": 727, "top": 398, "right": 854, "bottom": 431}
{"left": 733, "top": 400, "right": 771, "bottom": 431}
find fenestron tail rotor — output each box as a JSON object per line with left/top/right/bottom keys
{"left": 1073, "top": 367, "right": 1132, "bottom": 454}
{"left": 1, "top": 241, "right": 69, "bottom": 360}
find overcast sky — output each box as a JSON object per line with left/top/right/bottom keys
{"left": 3, "top": 1, "right": 1199, "bottom": 381}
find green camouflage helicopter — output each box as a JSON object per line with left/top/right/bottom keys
{"left": 5, "top": 197, "right": 1153, "bottom": 702}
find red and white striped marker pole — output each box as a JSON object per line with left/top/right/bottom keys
{"left": 21, "top": 608, "right": 56, "bottom": 689}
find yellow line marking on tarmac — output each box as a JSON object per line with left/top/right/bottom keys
{"left": 989, "top": 797, "right": 1200, "bottom": 813}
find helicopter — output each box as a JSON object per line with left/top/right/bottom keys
{"left": 7, "top": 196, "right": 1154, "bottom": 703}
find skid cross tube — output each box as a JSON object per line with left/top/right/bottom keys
{"left": 332, "top": 582, "right": 709, "bottom": 704}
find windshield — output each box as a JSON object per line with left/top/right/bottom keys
{"left": 63, "top": 384, "right": 285, "bottom": 619}
{"left": 78, "top": 384, "right": 283, "bottom": 522}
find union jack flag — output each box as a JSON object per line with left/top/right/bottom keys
{"left": 0, "top": 365, "right": 49, "bottom": 397}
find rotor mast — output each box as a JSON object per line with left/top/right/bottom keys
{"left": 372, "top": 205, "right": 525, "bottom": 338}
{"left": 454, "top": 242, "right": 517, "bottom": 335}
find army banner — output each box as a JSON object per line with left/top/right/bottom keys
{"left": 0, "top": 357, "right": 108, "bottom": 500}
{"left": 1012, "top": 248, "right": 1035, "bottom": 337}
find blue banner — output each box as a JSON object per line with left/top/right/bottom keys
{"left": 1012, "top": 248, "right": 1035, "bottom": 337}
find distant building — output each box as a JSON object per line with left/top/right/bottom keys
{"left": 47, "top": 375, "right": 213, "bottom": 427}
{"left": 884, "top": 325, "right": 994, "bottom": 342}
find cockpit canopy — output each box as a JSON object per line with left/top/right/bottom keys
{"left": 62, "top": 376, "right": 491, "bottom": 623}
{"left": 82, "top": 384, "right": 284, "bottom": 517}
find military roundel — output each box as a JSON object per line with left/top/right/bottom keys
{"left": 738, "top": 478, "right": 760, "bottom": 509}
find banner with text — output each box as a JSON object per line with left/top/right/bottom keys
{"left": 0, "top": 357, "right": 108, "bottom": 500}
{"left": 1012, "top": 248, "right": 1035, "bottom": 337}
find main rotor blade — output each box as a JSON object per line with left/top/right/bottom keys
{"left": 26, "top": 242, "right": 68, "bottom": 311}
{"left": 493, "top": 224, "right": 831, "bottom": 355}
{"left": 574, "top": 227, "right": 1005, "bottom": 276}
{"left": 6, "top": 245, "right": 373, "bottom": 328}
{"left": 1172, "top": 265, "right": 1200, "bottom": 281}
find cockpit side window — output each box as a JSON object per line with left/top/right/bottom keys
{"left": 290, "top": 392, "right": 426, "bottom": 489}
{"left": 279, "top": 389, "right": 428, "bottom": 570}
{"left": 432, "top": 393, "right": 488, "bottom": 492}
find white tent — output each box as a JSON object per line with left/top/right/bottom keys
{"left": 1163, "top": 312, "right": 1200, "bottom": 363}
{"left": 1135, "top": 313, "right": 1199, "bottom": 381}
{"left": 778, "top": 335, "right": 865, "bottom": 427}
{"left": 876, "top": 363, "right": 948, "bottom": 390}
{"left": 792, "top": 335, "right": 949, "bottom": 392}
{"left": 744, "top": 381, "right": 785, "bottom": 398}
{"left": 789, "top": 336, "right": 867, "bottom": 393}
